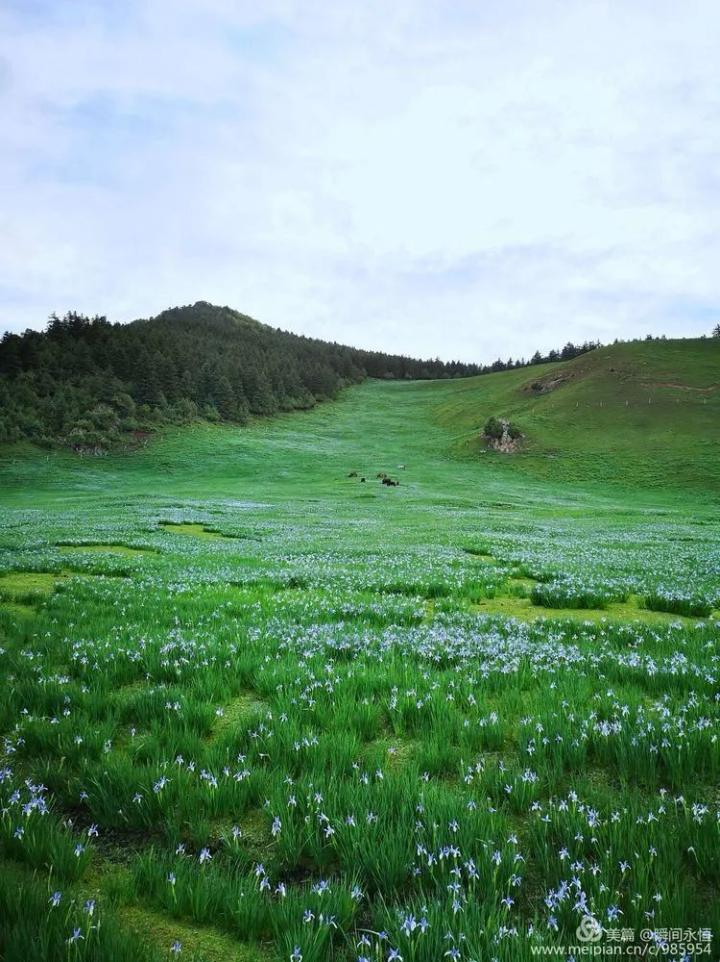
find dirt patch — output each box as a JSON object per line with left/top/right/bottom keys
{"left": 526, "top": 373, "right": 573, "bottom": 394}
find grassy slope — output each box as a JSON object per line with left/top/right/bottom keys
{"left": 429, "top": 336, "right": 720, "bottom": 488}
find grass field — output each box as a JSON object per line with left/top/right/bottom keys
{"left": 1, "top": 339, "right": 719, "bottom": 961}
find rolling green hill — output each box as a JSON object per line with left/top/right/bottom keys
{"left": 427, "top": 336, "right": 720, "bottom": 490}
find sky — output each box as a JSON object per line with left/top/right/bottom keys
{"left": 1, "top": 0, "right": 719, "bottom": 363}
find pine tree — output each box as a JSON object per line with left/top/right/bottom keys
{"left": 133, "top": 353, "right": 162, "bottom": 406}
{"left": 211, "top": 373, "right": 237, "bottom": 420}
{"left": 248, "top": 370, "right": 278, "bottom": 415}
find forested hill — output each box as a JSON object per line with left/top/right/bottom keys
{"left": 0, "top": 301, "right": 484, "bottom": 448}
{"left": 0, "top": 301, "right": 599, "bottom": 450}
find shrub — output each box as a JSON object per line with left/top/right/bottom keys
{"left": 483, "top": 417, "right": 504, "bottom": 440}
{"left": 483, "top": 417, "right": 522, "bottom": 441}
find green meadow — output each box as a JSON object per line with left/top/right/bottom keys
{"left": 1, "top": 338, "right": 719, "bottom": 961}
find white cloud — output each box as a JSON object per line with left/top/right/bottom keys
{"left": 1, "top": 0, "right": 719, "bottom": 359}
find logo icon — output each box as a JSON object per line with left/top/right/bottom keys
{"left": 576, "top": 915, "right": 603, "bottom": 943}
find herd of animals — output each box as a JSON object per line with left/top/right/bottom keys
{"left": 347, "top": 467, "right": 404, "bottom": 486}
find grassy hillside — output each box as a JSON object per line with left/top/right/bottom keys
{"left": 428, "top": 336, "right": 720, "bottom": 489}
{"left": 0, "top": 336, "right": 717, "bottom": 505}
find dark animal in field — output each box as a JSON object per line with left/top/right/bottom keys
{"left": 382, "top": 477, "right": 399, "bottom": 486}
{"left": 360, "top": 477, "right": 366, "bottom": 482}
{"left": 348, "top": 471, "right": 358, "bottom": 477}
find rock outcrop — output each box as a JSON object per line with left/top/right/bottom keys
{"left": 483, "top": 418, "right": 523, "bottom": 453}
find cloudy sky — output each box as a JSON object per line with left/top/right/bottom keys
{"left": 1, "top": 1, "right": 719, "bottom": 361}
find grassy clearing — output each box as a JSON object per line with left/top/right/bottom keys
{"left": 0, "top": 571, "right": 63, "bottom": 595}
{"left": 473, "top": 593, "right": 714, "bottom": 625}
{"left": 0, "top": 571, "right": 70, "bottom": 607}
{"left": 0, "top": 352, "right": 719, "bottom": 960}
{"left": 0, "top": 600, "right": 36, "bottom": 617}
{"left": 117, "top": 904, "right": 271, "bottom": 962}
{"left": 57, "top": 543, "right": 155, "bottom": 557}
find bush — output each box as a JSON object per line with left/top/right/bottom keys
{"left": 483, "top": 417, "right": 522, "bottom": 442}
{"left": 110, "top": 392, "right": 136, "bottom": 418}
{"left": 169, "top": 398, "right": 198, "bottom": 424}
{"left": 483, "top": 416, "right": 504, "bottom": 440}
{"left": 87, "top": 404, "right": 119, "bottom": 432}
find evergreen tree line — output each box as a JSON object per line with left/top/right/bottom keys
{"left": 0, "top": 301, "right": 598, "bottom": 449}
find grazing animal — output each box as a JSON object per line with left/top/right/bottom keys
{"left": 348, "top": 471, "right": 358, "bottom": 478}
{"left": 360, "top": 477, "right": 366, "bottom": 482}
{"left": 382, "top": 477, "right": 399, "bottom": 487}
{"left": 377, "top": 472, "right": 387, "bottom": 479}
